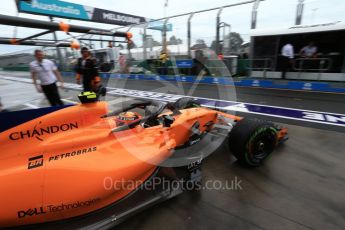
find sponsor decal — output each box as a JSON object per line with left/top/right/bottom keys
{"left": 48, "top": 147, "right": 97, "bottom": 162}
{"left": 175, "top": 60, "right": 193, "bottom": 68}
{"left": 17, "top": 198, "right": 100, "bottom": 218}
{"left": 91, "top": 8, "right": 147, "bottom": 26}
{"left": 102, "top": 12, "right": 141, "bottom": 24}
{"left": 252, "top": 80, "right": 260, "bottom": 87}
{"left": 18, "top": 0, "right": 89, "bottom": 20}
{"left": 30, "top": 0, "right": 81, "bottom": 16}
{"left": 187, "top": 158, "right": 202, "bottom": 171}
{"left": 147, "top": 20, "right": 173, "bottom": 32}
{"left": 196, "top": 98, "right": 345, "bottom": 127}
{"left": 302, "top": 112, "right": 345, "bottom": 123}
{"left": 9, "top": 122, "right": 79, "bottom": 141}
{"left": 189, "top": 137, "right": 201, "bottom": 146}
{"left": 18, "top": 0, "right": 147, "bottom": 26}
{"left": 47, "top": 198, "right": 101, "bottom": 213}
{"left": 17, "top": 207, "right": 46, "bottom": 219}
{"left": 28, "top": 155, "right": 44, "bottom": 170}
{"left": 303, "top": 83, "right": 313, "bottom": 90}
{"left": 27, "top": 147, "right": 97, "bottom": 170}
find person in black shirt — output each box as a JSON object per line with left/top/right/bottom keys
{"left": 75, "top": 47, "right": 101, "bottom": 92}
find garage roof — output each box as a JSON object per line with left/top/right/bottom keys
{"left": 250, "top": 21, "right": 345, "bottom": 37}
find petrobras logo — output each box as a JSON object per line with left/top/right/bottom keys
{"left": 17, "top": 207, "right": 46, "bottom": 219}
{"left": 9, "top": 122, "right": 79, "bottom": 141}
{"left": 28, "top": 155, "right": 44, "bottom": 170}
{"left": 48, "top": 147, "right": 97, "bottom": 162}
{"left": 27, "top": 146, "right": 97, "bottom": 171}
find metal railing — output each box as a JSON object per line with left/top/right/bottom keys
{"left": 246, "top": 58, "right": 273, "bottom": 78}
{"left": 293, "top": 58, "right": 333, "bottom": 80}
{"left": 293, "top": 58, "right": 332, "bottom": 72}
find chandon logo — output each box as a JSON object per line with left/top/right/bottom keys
{"left": 17, "top": 207, "right": 46, "bottom": 219}
{"left": 9, "top": 122, "right": 79, "bottom": 141}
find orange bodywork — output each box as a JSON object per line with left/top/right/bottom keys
{"left": 0, "top": 102, "right": 240, "bottom": 228}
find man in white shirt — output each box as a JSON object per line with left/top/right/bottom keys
{"left": 281, "top": 43, "right": 294, "bottom": 79}
{"left": 30, "top": 50, "right": 64, "bottom": 106}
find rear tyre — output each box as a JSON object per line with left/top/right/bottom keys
{"left": 229, "top": 118, "right": 278, "bottom": 167}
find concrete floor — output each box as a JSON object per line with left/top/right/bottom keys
{"left": 116, "top": 124, "right": 345, "bottom": 230}
{"left": 0, "top": 73, "right": 344, "bottom": 230}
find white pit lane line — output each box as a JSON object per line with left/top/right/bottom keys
{"left": 61, "top": 98, "right": 78, "bottom": 104}
{"left": 1, "top": 75, "right": 345, "bottom": 128}
{"left": 24, "top": 103, "right": 40, "bottom": 109}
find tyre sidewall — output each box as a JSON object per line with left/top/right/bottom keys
{"left": 229, "top": 118, "right": 278, "bottom": 167}
{"left": 244, "top": 125, "right": 278, "bottom": 166}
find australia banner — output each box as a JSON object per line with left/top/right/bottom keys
{"left": 16, "top": 0, "right": 148, "bottom": 26}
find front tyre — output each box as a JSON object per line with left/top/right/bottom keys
{"left": 229, "top": 118, "right": 278, "bottom": 167}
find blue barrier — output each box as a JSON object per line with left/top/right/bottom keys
{"left": 61, "top": 72, "right": 345, "bottom": 93}
{"left": 2, "top": 74, "right": 345, "bottom": 128}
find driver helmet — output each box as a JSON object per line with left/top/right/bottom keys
{"left": 115, "top": 112, "right": 142, "bottom": 126}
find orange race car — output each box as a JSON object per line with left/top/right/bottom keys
{"left": 0, "top": 93, "right": 288, "bottom": 229}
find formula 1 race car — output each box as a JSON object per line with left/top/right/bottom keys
{"left": 0, "top": 93, "right": 288, "bottom": 229}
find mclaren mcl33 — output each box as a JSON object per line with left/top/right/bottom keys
{"left": 0, "top": 94, "right": 288, "bottom": 229}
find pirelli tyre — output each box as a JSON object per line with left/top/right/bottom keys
{"left": 172, "top": 97, "right": 201, "bottom": 110}
{"left": 229, "top": 118, "right": 278, "bottom": 167}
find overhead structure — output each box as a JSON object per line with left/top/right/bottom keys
{"left": 187, "top": 13, "right": 194, "bottom": 58}
{"left": 0, "top": 14, "right": 132, "bottom": 38}
{"left": 109, "top": 0, "right": 265, "bottom": 57}
{"left": 215, "top": 7, "right": 224, "bottom": 55}
{"left": 0, "top": 14, "right": 133, "bottom": 48}
{"left": 251, "top": 0, "right": 261, "bottom": 29}
{"left": 295, "top": 0, "right": 305, "bottom": 25}
{"left": 0, "top": 38, "right": 71, "bottom": 47}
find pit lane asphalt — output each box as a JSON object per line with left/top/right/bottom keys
{"left": 0, "top": 73, "right": 344, "bottom": 230}
{"left": 2, "top": 71, "right": 345, "bottom": 114}
{"left": 1, "top": 71, "right": 345, "bottom": 132}
{"left": 116, "top": 125, "right": 345, "bottom": 230}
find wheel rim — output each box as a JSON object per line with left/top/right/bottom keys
{"left": 250, "top": 131, "right": 277, "bottom": 161}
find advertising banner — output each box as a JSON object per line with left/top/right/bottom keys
{"left": 17, "top": 0, "right": 148, "bottom": 26}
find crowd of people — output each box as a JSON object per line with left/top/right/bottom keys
{"left": 0, "top": 42, "right": 319, "bottom": 111}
